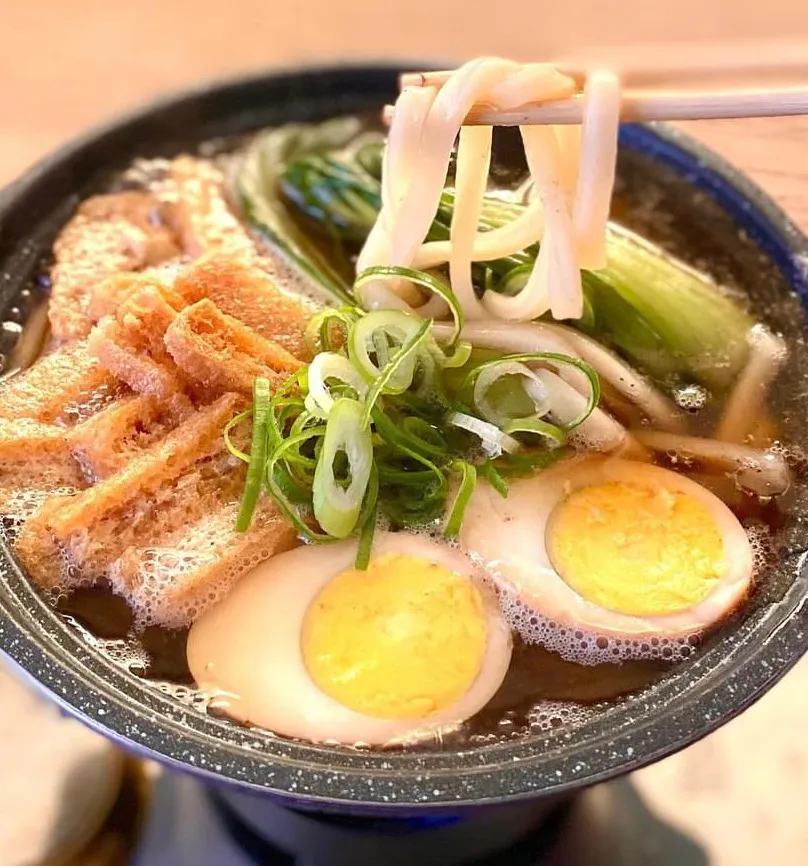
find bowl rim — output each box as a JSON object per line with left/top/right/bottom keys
{"left": 0, "top": 63, "right": 807, "bottom": 812}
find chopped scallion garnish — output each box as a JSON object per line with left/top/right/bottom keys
{"left": 313, "top": 398, "right": 374, "bottom": 538}
{"left": 235, "top": 379, "right": 271, "bottom": 532}
{"left": 444, "top": 461, "right": 477, "bottom": 540}
{"left": 462, "top": 352, "right": 600, "bottom": 433}
{"left": 227, "top": 307, "right": 599, "bottom": 566}
{"left": 360, "top": 318, "right": 432, "bottom": 428}
{"left": 224, "top": 409, "right": 253, "bottom": 464}
{"left": 355, "top": 265, "right": 464, "bottom": 347}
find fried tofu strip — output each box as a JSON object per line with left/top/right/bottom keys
{"left": 0, "top": 464, "right": 86, "bottom": 540}
{"left": 0, "top": 342, "right": 117, "bottom": 424}
{"left": 15, "top": 394, "right": 239, "bottom": 588}
{"left": 89, "top": 322, "right": 186, "bottom": 406}
{"left": 69, "top": 394, "right": 187, "bottom": 481}
{"left": 0, "top": 419, "right": 70, "bottom": 461}
{"left": 165, "top": 299, "right": 302, "bottom": 395}
{"left": 156, "top": 156, "right": 257, "bottom": 259}
{"left": 174, "top": 255, "right": 312, "bottom": 360}
{"left": 50, "top": 192, "right": 180, "bottom": 342}
{"left": 49, "top": 394, "right": 235, "bottom": 535}
{"left": 87, "top": 283, "right": 191, "bottom": 407}
{"left": 0, "top": 419, "right": 85, "bottom": 530}
{"left": 87, "top": 270, "right": 179, "bottom": 324}
{"left": 109, "top": 499, "right": 297, "bottom": 628}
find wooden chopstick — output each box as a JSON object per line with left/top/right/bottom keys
{"left": 400, "top": 69, "right": 586, "bottom": 89}
{"left": 383, "top": 86, "right": 808, "bottom": 126}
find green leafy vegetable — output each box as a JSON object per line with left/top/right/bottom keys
{"left": 275, "top": 136, "right": 753, "bottom": 391}
{"left": 235, "top": 120, "right": 362, "bottom": 305}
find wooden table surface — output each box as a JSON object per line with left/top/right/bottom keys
{"left": 1, "top": 3, "right": 807, "bottom": 864}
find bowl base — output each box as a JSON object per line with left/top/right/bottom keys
{"left": 132, "top": 770, "right": 708, "bottom": 866}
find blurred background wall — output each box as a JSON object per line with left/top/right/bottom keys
{"left": 2, "top": 0, "right": 808, "bottom": 184}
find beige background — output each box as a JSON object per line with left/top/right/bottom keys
{"left": 1, "top": 2, "right": 807, "bottom": 863}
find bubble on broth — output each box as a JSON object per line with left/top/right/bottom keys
{"left": 64, "top": 615, "right": 149, "bottom": 674}
{"left": 1, "top": 485, "right": 79, "bottom": 541}
{"left": 153, "top": 681, "right": 217, "bottom": 712}
{"left": 495, "top": 583, "right": 699, "bottom": 666}
{"left": 527, "top": 701, "right": 593, "bottom": 733}
{"left": 746, "top": 523, "right": 777, "bottom": 578}
{"left": 56, "top": 383, "right": 120, "bottom": 427}
{"left": 674, "top": 384, "right": 710, "bottom": 412}
{"left": 116, "top": 511, "right": 278, "bottom": 631}
{"left": 466, "top": 702, "right": 593, "bottom": 745}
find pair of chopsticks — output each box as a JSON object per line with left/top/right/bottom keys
{"left": 389, "top": 48, "right": 808, "bottom": 125}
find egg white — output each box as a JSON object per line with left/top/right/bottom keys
{"left": 187, "top": 531, "right": 512, "bottom": 746}
{"left": 459, "top": 457, "right": 755, "bottom": 639}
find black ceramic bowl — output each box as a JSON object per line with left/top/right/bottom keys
{"left": 1, "top": 65, "right": 807, "bottom": 816}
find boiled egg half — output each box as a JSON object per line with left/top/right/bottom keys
{"left": 187, "top": 531, "right": 512, "bottom": 745}
{"left": 460, "top": 457, "right": 755, "bottom": 639}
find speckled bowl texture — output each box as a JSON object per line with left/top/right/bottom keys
{"left": 0, "top": 66, "right": 806, "bottom": 814}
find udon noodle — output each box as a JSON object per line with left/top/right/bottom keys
{"left": 359, "top": 59, "right": 621, "bottom": 322}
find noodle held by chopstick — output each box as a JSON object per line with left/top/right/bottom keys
{"left": 449, "top": 125, "right": 492, "bottom": 318}
{"left": 362, "top": 57, "right": 622, "bottom": 324}
{"left": 573, "top": 71, "right": 621, "bottom": 270}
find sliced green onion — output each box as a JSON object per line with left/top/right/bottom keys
{"left": 412, "top": 346, "right": 440, "bottom": 398}
{"left": 372, "top": 329, "right": 391, "bottom": 368}
{"left": 354, "top": 464, "right": 379, "bottom": 569}
{"left": 372, "top": 408, "right": 449, "bottom": 521}
{"left": 501, "top": 416, "right": 566, "bottom": 446}
{"left": 305, "top": 351, "right": 369, "bottom": 418}
{"left": 497, "top": 262, "right": 533, "bottom": 297}
{"left": 472, "top": 361, "right": 551, "bottom": 428}
{"left": 444, "top": 462, "right": 477, "bottom": 540}
{"left": 272, "top": 466, "right": 314, "bottom": 505}
{"left": 373, "top": 409, "right": 450, "bottom": 463}
{"left": 235, "top": 379, "right": 271, "bottom": 532}
{"left": 463, "top": 353, "right": 600, "bottom": 433}
{"left": 224, "top": 409, "right": 252, "bottom": 464}
{"left": 266, "top": 425, "right": 332, "bottom": 542}
{"left": 438, "top": 339, "right": 473, "bottom": 369}
{"left": 304, "top": 307, "right": 359, "bottom": 355}
{"left": 349, "top": 310, "right": 424, "bottom": 390}
{"left": 355, "top": 265, "right": 464, "bottom": 347}
{"left": 497, "top": 445, "right": 568, "bottom": 477}
{"left": 313, "top": 398, "right": 373, "bottom": 538}
{"left": 289, "top": 408, "right": 317, "bottom": 435}
{"left": 400, "top": 417, "right": 447, "bottom": 458}
{"left": 480, "top": 460, "right": 509, "bottom": 498}
{"left": 360, "top": 318, "right": 432, "bottom": 428}
{"left": 376, "top": 466, "right": 441, "bottom": 485}
{"left": 446, "top": 410, "right": 521, "bottom": 457}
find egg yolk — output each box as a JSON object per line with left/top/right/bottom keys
{"left": 548, "top": 481, "right": 727, "bottom": 616}
{"left": 301, "top": 553, "right": 487, "bottom": 720}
